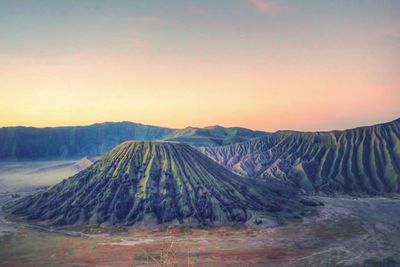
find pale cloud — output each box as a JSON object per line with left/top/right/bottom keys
{"left": 124, "top": 15, "right": 167, "bottom": 25}
{"left": 184, "top": 2, "right": 205, "bottom": 15}
{"left": 132, "top": 36, "right": 146, "bottom": 48}
{"left": 248, "top": 0, "right": 277, "bottom": 15}
{"left": 135, "top": 16, "right": 165, "bottom": 24}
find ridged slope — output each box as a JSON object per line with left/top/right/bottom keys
{"left": 200, "top": 119, "right": 400, "bottom": 194}
{"left": 7, "top": 141, "right": 299, "bottom": 226}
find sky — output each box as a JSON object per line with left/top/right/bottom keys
{"left": 0, "top": 0, "right": 399, "bottom": 131}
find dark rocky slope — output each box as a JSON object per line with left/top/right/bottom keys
{"left": 6, "top": 141, "right": 301, "bottom": 226}
{"left": 200, "top": 118, "right": 400, "bottom": 195}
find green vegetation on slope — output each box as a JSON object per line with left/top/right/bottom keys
{"left": 200, "top": 118, "right": 400, "bottom": 195}
{"left": 6, "top": 141, "right": 300, "bottom": 226}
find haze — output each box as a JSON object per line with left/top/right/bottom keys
{"left": 0, "top": 0, "right": 399, "bottom": 131}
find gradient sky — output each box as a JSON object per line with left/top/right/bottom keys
{"left": 0, "top": 0, "right": 399, "bottom": 131}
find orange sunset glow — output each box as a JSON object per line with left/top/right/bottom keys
{"left": 0, "top": 0, "right": 399, "bottom": 131}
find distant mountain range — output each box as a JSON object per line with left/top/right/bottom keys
{"left": 2, "top": 118, "right": 400, "bottom": 196}
{"left": 7, "top": 141, "right": 303, "bottom": 226}
{"left": 0, "top": 122, "right": 266, "bottom": 160}
{"left": 7, "top": 118, "right": 400, "bottom": 227}
{"left": 200, "top": 118, "right": 400, "bottom": 195}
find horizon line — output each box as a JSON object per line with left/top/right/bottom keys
{"left": 0, "top": 116, "right": 398, "bottom": 134}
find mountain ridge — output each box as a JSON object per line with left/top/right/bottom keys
{"left": 200, "top": 118, "right": 400, "bottom": 195}
{"left": 163, "top": 125, "right": 266, "bottom": 147}
{"left": 0, "top": 122, "right": 267, "bottom": 160}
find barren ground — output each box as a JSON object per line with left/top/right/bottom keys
{"left": 0, "top": 161, "right": 399, "bottom": 266}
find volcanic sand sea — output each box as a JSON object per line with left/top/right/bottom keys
{"left": 0, "top": 159, "right": 92, "bottom": 193}
{"left": 0, "top": 161, "right": 400, "bottom": 266}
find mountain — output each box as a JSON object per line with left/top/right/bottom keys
{"left": 0, "top": 122, "right": 266, "bottom": 160}
{"left": 0, "top": 122, "right": 173, "bottom": 160}
{"left": 200, "top": 118, "right": 400, "bottom": 195}
{"left": 163, "top": 125, "right": 266, "bottom": 147}
{"left": 6, "top": 141, "right": 301, "bottom": 227}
